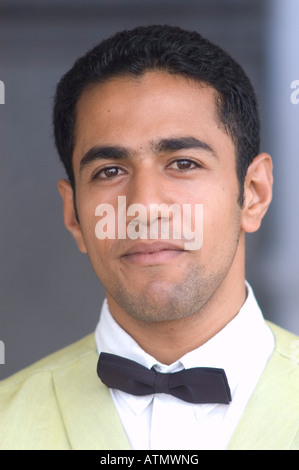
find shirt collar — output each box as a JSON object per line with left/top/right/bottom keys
{"left": 95, "top": 282, "right": 274, "bottom": 416}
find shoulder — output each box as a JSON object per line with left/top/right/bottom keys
{"left": 229, "top": 322, "right": 299, "bottom": 450}
{"left": 0, "top": 334, "right": 98, "bottom": 449}
{"left": 266, "top": 320, "right": 299, "bottom": 366}
{"left": 262, "top": 322, "right": 298, "bottom": 449}
{"left": 0, "top": 333, "right": 96, "bottom": 391}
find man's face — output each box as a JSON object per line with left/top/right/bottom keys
{"left": 70, "top": 71, "right": 242, "bottom": 324}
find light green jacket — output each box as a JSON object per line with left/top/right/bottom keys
{"left": 0, "top": 322, "right": 298, "bottom": 450}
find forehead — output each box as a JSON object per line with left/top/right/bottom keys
{"left": 75, "top": 71, "right": 219, "bottom": 126}
{"left": 73, "top": 71, "right": 233, "bottom": 165}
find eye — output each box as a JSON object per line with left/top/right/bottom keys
{"left": 92, "top": 166, "right": 125, "bottom": 180}
{"left": 168, "top": 159, "right": 201, "bottom": 171}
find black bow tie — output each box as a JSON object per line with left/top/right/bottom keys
{"left": 97, "top": 352, "right": 231, "bottom": 405}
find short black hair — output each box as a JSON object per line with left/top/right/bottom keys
{"left": 53, "top": 24, "right": 260, "bottom": 206}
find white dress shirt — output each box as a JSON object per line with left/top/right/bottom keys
{"left": 95, "top": 282, "right": 275, "bottom": 450}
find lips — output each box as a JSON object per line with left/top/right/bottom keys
{"left": 123, "top": 241, "right": 185, "bottom": 255}
{"left": 121, "top": 241, "right": 186, "bottom": 266}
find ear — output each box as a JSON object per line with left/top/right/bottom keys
{"left": 241, "top": 153, "right": 273, "bottom": 233}
{"left": 57, "top": 179, "right": 87, "bottom": 253}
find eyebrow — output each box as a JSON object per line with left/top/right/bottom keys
{"left": 152, "top": 136, "right": 216, "bottom": 156}
{"left": 79, "top": 136, "right": 216, "bottom": 173}
{"left": 79, "top": 145, "right": 132, "bottom": 172}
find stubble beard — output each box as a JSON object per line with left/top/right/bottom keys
{"left": 105, "top": 249, "right": 238, "bottom": 325}
{"left": 98, "top": 211, "right": 242, "bottom": 325}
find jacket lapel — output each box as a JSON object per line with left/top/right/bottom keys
{"left": 52, "top": 341, "right": 131, "bottom": 450}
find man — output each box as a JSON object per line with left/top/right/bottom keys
{"left": 0, "top": 25, "right": 298, "bottom": 450}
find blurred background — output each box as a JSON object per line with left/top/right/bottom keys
{"left": 0, "top": 0, "right": 298, "bottom": 380}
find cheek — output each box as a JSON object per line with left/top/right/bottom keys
{"left": 201, "top": 194, "right": 241, "bottom": 248}
{"left": 79, "top": 200, "right": 123, "bottom": 267}
{"left": 76, "top": 200, "right": 107, "bottom": 258}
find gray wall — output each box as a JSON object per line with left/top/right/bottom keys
{"left": 1, "top": 0, "right": 298, "bottom": 380}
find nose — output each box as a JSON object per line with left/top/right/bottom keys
{"left": 125, "top": 164, "right": 171, "bottom": 229}
{"left": 127, "top": 165, "right": 165, "bottom": 207}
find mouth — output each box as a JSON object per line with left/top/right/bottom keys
{"left": 120, "top": 241, "right": 186, "bottom": 266}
